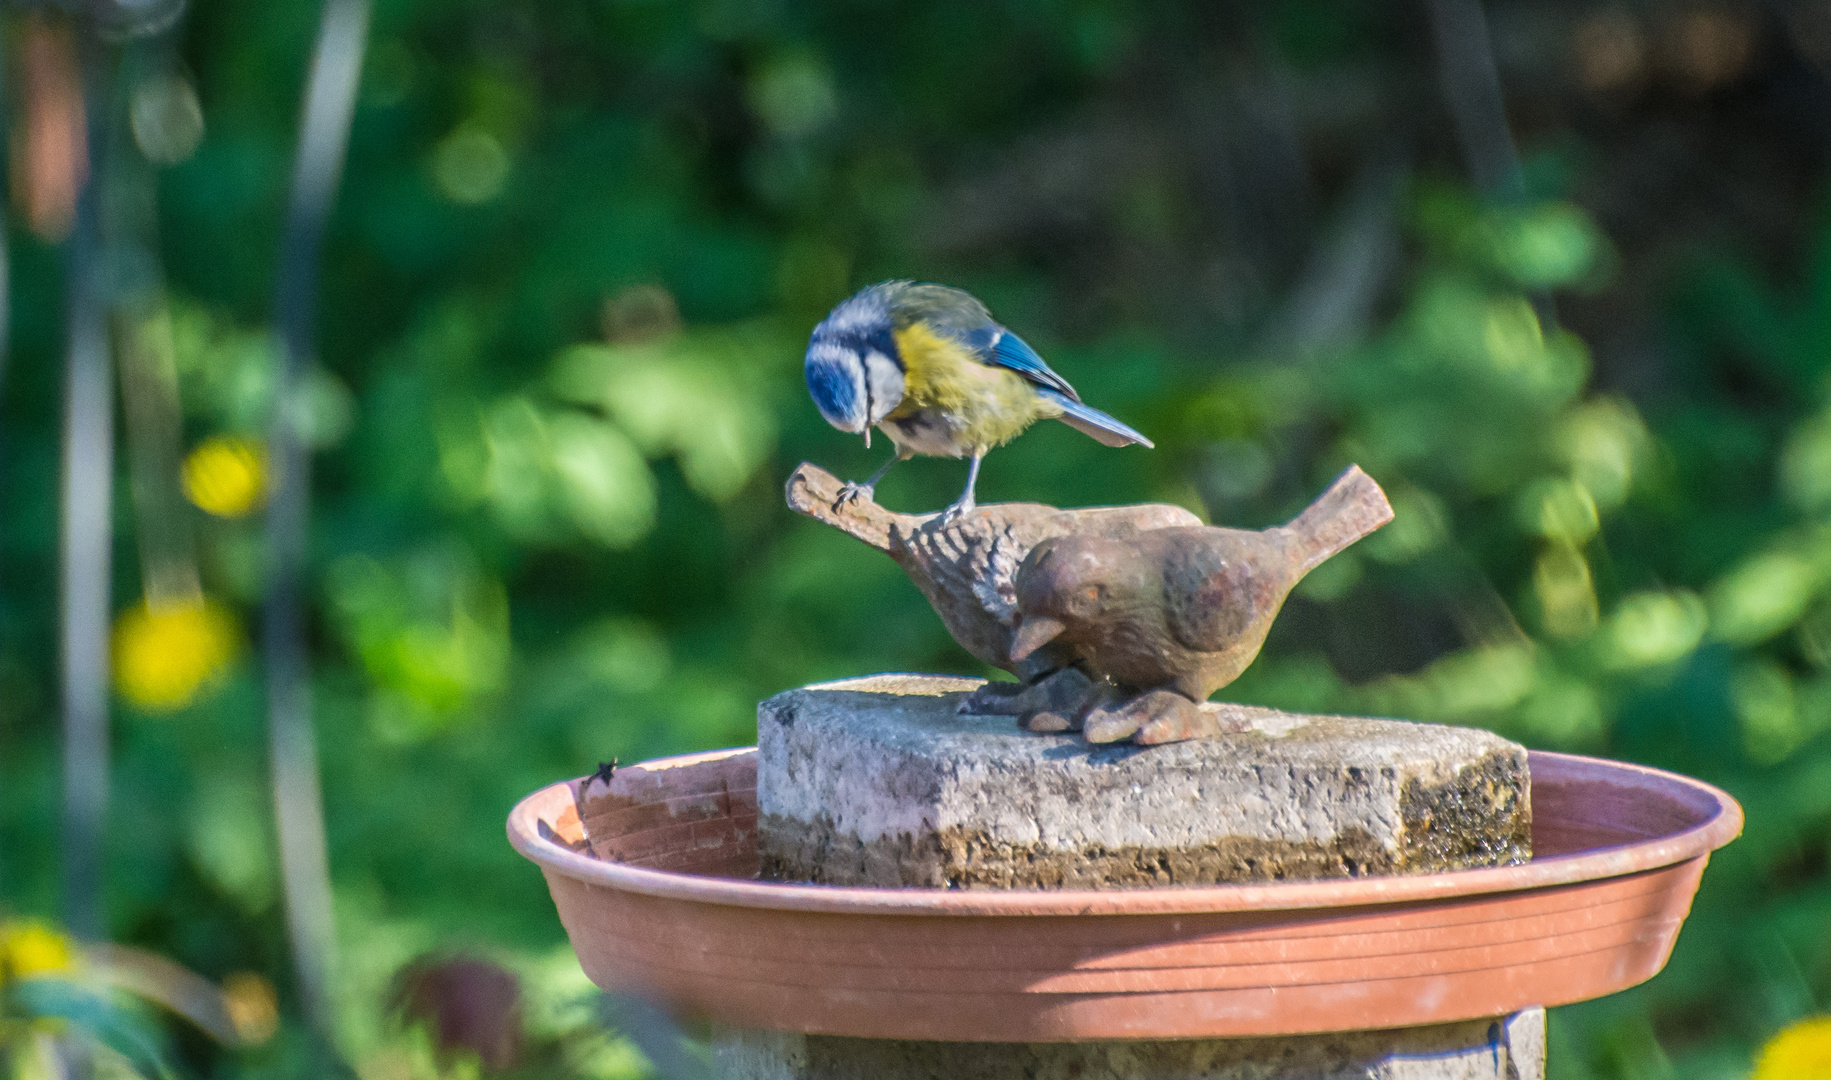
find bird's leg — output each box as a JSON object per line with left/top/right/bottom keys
{"left": 834, "top": 450, "right": 903, "bottom": 510}
{"left": 938, "top": 451, "right": 983, "bottom": 524}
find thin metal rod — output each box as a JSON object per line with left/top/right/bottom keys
{"left": 0, "top": 0, "right": 11, "bottom": 905}
{"left": 1427, "top": 0, "right": 1525, "bottom": 203}
{"left": 59, "top": 83, "right": 109, "bottom": 943}
{"left": 264, "top": 0, "right": 369, "bottom": 1045}
{"left": 1427, "top": 0, "right": 1555, "bottom": 325}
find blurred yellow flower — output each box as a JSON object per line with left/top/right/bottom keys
{"left": 182, "top": 436, "right": 266, "bottom": 517}
{"left": 1, "top": 919, "right": 75, "bottom": 981}
{"left": 1755, "top": 1016, "right": 1831, "bottom": 1080}
{"left": 222, "top": 971, "right": 280, "bottom": 1045}
{"left": 112, "top": 598, "right": 239, "bottom": 711}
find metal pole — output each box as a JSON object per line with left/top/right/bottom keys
{"left": 1427, "top": 0, "right": 1526, "bottom": 203}
{"left": 58, "top": 37, "right": 108, "bottom": 946}
{"left": 264, "top": 0, "right": 369, "bottom": 1046}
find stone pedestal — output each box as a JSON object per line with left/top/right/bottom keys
{"left": 728, "top": 673, "right": 1540, "bottom": 1080}
{"left": 714, "top": 1009, "right": 1545, "bottom": 1080}
{"left": 758, "top": 674, "right": 1529, "bottom": 888}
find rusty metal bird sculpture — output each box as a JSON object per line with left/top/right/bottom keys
{"left": 1007, "top": 467, "right": 1393, "bottom": 744}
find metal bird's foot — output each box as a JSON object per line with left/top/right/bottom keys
{"left": 833, "top": 481, "right": 876, "bottom": 511}
{"left": 958, "top": 678, "right": 1029, "bottom": 714}
{"left": 1080, "top": 689, "right": 1253, "bottom": 744}
{"left": 1083, "top": 690, "right": 1198, "bottom": 744}
{"left": 960, "top": 668, "right": 1115, "bottom": 734}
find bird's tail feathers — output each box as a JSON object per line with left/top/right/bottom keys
{"left": 1038, "top": 389, "right": 1153, "bottom": 448}
{"left": 1284, "top": 466, "right": 1394, "bottom": 573}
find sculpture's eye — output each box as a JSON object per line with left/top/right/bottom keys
{"left": 1084, "top": 585, "right": 1103, "bottom": 603}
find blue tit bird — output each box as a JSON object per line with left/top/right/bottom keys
{"left": 803, "top": 281, "right": 1153, "bottom": 522}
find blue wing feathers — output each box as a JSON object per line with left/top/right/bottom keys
{"left": 1036, "top": 388, "right": 1153, "bottom": 448}
{"left": 989, "top": 331, "right": 1081, "bottom": 402}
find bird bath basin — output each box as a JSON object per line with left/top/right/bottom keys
{"left": 508, "top": 747, "right": 1741, "bottom": 1042}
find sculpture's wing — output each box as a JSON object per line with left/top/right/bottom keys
{"left": 1161, "top": 535, "right": 1255, "bottom": 653}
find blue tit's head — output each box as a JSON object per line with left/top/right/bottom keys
{"left": 805, "top": 284, "right": 906, "bottom": 444}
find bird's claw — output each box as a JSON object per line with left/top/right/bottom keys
{"left": 832, "top": 482, "right": 875, "bottom": 511}
{"left": 1082, "top": 689, "right": 1221, "bottom": 745}
{"left": 938, "top": 498, "right": 976, "bottom": 525}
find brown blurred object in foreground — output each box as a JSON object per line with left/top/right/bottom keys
{"left": 391, "top": 954, "right": 523, "bottom": 1072}
{"left": 11, "top": 13, "right": 86, "bottom": 240}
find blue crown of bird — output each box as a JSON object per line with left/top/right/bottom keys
{"left": 804, "top": 281, "right": 1152, "bottom": 521}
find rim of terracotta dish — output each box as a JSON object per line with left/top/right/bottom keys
{"left": 507, "top": 747, "right": 1743, "bottom": 917}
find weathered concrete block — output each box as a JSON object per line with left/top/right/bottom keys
{"left": 713, "top": 1008, "right": 1545, "bottom": 1080}
{"left": 758, "top": 674, "right": 1529, "bottom": 888}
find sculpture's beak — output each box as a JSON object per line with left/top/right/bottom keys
{"left": 1009, "top": 615, "right": 1066, "bottom": 662}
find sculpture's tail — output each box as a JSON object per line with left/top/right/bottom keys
{"left": 1283, "top": 466, "right": 1394, "bottom": 574}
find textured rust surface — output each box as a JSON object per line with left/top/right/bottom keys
{"left": 1007, "top": 467, "right": 1395, "bottom": 741}
{"left": 786, "top": 462, "right": 1200, "bottom": 681}
{"left": 787, "top": 460, "right": 1396, "bottom": 743}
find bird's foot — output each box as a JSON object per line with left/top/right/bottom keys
{"left": 1083, "top": 689, "right": 1214, "bottom": 745}
{"left": 938, "top": 494, "right": 977, "bottom": 525}
{"left": 958, "top": 668, "right": 1120, "bottom": 735}
{"left": 831, "top": 481, "right": 876, "bottom": 511}
{"left": 958, "top": 678, "right": 1031, "bottom": 715}
{"left": 961, "top": 667, "right": 1095, "bottom": 717}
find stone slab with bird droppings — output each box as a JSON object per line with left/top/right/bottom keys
{"left": 757, "top": 675, "right": 1530, "bottom": 889}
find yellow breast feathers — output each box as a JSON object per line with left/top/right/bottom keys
{"left": 890, "top": 322, "right": 1060, "bottom": 448}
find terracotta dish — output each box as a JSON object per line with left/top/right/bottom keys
{"left": 508, "top": 748, "right": 1741, "bottom": 1041}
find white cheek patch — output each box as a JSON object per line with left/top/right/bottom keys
{"left": 863, "top": 350, "right": 905, "bottom": 423}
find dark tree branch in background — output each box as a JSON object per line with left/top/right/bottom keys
{"left": 1427, "top": 0, "right": 1526, "bottom": 202}
{"left": 59, "top": 27, "right": 108, "bottom": 946}
{"left": 1427, "top": 0, "right": 1556, "bottom": 326}
{"left": 265, "top": 0, "right": 370, "bottom": 1047}
{"left": 1262, "top": 145, "right": 1410, "bottom": 354}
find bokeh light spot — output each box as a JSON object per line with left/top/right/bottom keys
{"left": 1605, "top": 590, "right": 1706, "bottom": 669}
{"left": 183, "top": 435, "right": 267, "bottom": 518}
{"left": 748, "top": 53, "right": 838, "bottom": 137}
{"left": 130, "top": 72, "right": 205, "bottom": 166}
{"left": 1534, "top": 542, "right": 1599, "bottom": 639}
{"left": 0, "top": 920, "right": 75, "bottom": 981}
{"left": 1754, "top": 1015, "right": 1831, "bottom": 1080}
{"left": 1519, "top": 477, "right": 1599, "bottom": 545}
{"left": 1709, "top": 549, "right": 1821, "bottom": 646}
{"left": 112, "top": 598, "right": 240, "bottom": 712}
{"left": 223, "top": 972, "right": 280, "bottom": 1045}
{"left": 432, "top": 125, "right": 510, "bottom": 205}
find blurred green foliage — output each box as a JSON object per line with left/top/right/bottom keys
{"left": 3, "top": 0, "right": 1831, "bottom": 1077}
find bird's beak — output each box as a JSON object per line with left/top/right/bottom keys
{"left": 1009, "top": 616, "right": 1066, "bottom": 662}
{"left": 864, "top": 426, "right": 871, "bottom": 449}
